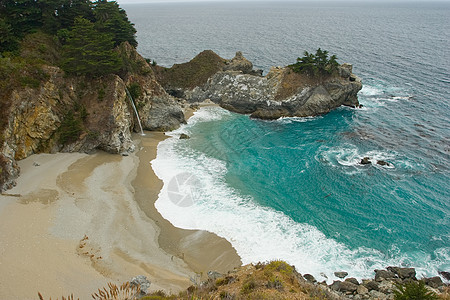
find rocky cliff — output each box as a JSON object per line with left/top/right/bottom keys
{"left": 185, "top": 58, "right": 362, "bottom": 119}
{"left": 0, "top": 42, "right": 185, "bottom": 191}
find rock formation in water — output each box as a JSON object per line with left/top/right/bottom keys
{"left": 154, "top": 51, "right": 362, "bottom": 120}
{"left": 185, "top": 54, "right": 362, "bottom": 119}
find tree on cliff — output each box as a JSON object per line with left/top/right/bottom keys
{"left": 61, "top": 17, "right": 121, "bottom": 76}
{"left": 40, "top": 0, "right": 94, "bottom": 34}
{"left": 289, "top": 48, "right": 339, "bottom": 76}
{"left": 94, "top": 0, "right": 137, "bottom": 47}
{"left": 0, "top": 17, "right": 17, "bottom": 52}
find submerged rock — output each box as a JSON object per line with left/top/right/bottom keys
{"left": 376, "top": 160, "right": 390, "bottom": 166}
{"left": 360, "top": 157, "right": 372, "bottom": 165}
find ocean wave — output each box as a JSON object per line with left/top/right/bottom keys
{"left": 358, "top": 84, "right": 413, "bottom": 111}
{"left": 274, "top": 116, "right": 322, "bottom": 124}
{"left": 152, "top": 115, "right": 448, "bottom": 282}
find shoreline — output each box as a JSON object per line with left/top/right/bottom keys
{"left": 132, "top": 131, "right": 241, "bottom": 277}
{"left": 0, "top": 111, "right": 240, "bottom": 299}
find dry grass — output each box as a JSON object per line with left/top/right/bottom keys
{"left": 177, "top": 261, "right": 318, "bottom": 300}
{"left": 92, "top": 282, "right": 140, "bottom": 300}
{"left": 152, "top": 50, "right": 226, "bottom": 90}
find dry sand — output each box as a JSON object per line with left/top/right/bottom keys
{"left": 0, "top": 128, "right": 240, "bottom": 299}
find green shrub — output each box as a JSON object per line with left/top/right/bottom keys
{"left": 394, "top": 280, "right": 438, "bottom": 300}
{"left": 241, "top": 277, "right": 256, "bottom": 294}
{"left": 265, "top": 260, "right": 294, "bottom": 275}
{"left": 267, "top": 276, "right": 283, "bottom": 290}
{"left": 127, "top": 82, "right": 141, "bottom": 100}
{"left": 58, "top": 110, "right": 83, "bottom": 145}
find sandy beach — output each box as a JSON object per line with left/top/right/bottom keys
{"left": 0, "top": 128, "right": 240, "bottom": 299}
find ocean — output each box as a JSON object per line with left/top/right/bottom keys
{"left": 124, "top": 1, "right": 450, "bottom": 281}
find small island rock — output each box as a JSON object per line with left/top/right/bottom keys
{"left": 360, "top": 157, "right": 372, "bottom": 165}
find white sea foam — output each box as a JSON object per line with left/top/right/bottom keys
{"left": 152, "top": 107, "right": 447, "bottom": 283}
{"left": 360, "top": 85, "right": 383, "bottom": 96}
{"left": 315, "top": 144, "right": 397, "bottom": 171}
{"left": 358, "top": 85, "right": 412, "bottom": 111}
{"left": 275, "top": 116, "right": 321, "bottom": 124}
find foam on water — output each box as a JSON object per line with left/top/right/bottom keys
{"left": 131, "top": 1, "right": 450, "bottom": 283}
{"left": 316, "top": 144, "right": 397, "bottom": 171}
{"left": 153, "top": 107, "right": 449, "bottom": 283}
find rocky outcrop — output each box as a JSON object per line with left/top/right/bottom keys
{"left": 185, "top": 56, "right": 362, "bottom": 120}
{"left": 185, "top": 262, "right": 449, "bottom": 300}
{"left": 223, "top": 51, "right": 263, "bottom": 76}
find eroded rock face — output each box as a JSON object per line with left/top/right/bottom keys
{"left": 186, "top": 63, "right": 362, "bottom": 120}
{"left": 125, "top": 76, "right": 185, "bottom": 132}
{"left": 0, "top": 44, "right": 186, "bottom": 191}
{"left": 0, "top": 153, "right": 19, "bottom": 191}
{"left": 1, "top": 67, "right": 135, "bottom": 161}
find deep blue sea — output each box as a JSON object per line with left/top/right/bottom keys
{"left": 124, "top": 1, "right": 450, "bottom": 281}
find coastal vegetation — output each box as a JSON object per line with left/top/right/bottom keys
{"left": 289, "top": 48, "right": 339, "bottom": 76}
{"left": 394, "top": 280, "right": 439, "bottom": 300}
{"left": 0, "top": 0, "right": 137, "bottom": 77}
{"left": 152, "top": 50, "right": 227, "bottom": 90}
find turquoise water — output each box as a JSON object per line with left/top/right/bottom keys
{"left": 125, "top": 1, "right": 450, "bottom": 281}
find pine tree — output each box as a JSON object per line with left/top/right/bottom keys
{"left": 2, "top": 0, "right": 42, "bottom": 37}
{"left": 61, "top": 17, "right": 121, "bottom": 76}
{"left": 94, "top": 0, "right": 137, "bottom": 47}
{"left": 0, "top": 17, "right": 17, "bottom": 52}
{"left": 289, "top": 48, "right": 340, "bottom": 76}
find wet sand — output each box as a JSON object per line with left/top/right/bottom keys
{"left": 0, "top": 128, "right": 240, "bottom": 299}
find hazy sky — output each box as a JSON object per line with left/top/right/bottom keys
{"left": 117, "top": 0, "right": 449, "bottom": 4}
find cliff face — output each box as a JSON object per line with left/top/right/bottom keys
{"left": 185, "top": 61, "right": 362, "bottom": 119}
{"left": 0, "top": 43, "right": 185, "bottom": 191}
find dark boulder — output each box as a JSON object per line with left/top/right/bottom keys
{"left": 329, "top": 280, "right": 358, "bottom": 294}
{"left": 304, "top": 274, "right": 317, "bottom": 283}
{"left": 334, "top": 271, "right": 349, "bottom": 279}
{"left": 387, "top": 266, "right": 416, "bottom": 280}
{"left": 425, "top": 276, "right": 444, "bottom": 288}
{"left": 360, "top": 157, "right": 371, "bottom": 165}
{"left": 439, "top": 271, "right": 450, "bottom": 281}
{"left": 345, "top": 277, "right": 359, "bottom": 285}
{"left": 179, "top": 133, "right": 190, "bottom": 139}
{"left": 364, "top": 280, "right": 380, "bottom": 291}
{"left": 374, "top": 269, "right": 396, "bottom": 281}
{"left": 377, "top": 160, "right": 390, "bottom": 166}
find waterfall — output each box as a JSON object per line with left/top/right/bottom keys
{"left": 125, "top": 88, "right": 145, "bottom": 136}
